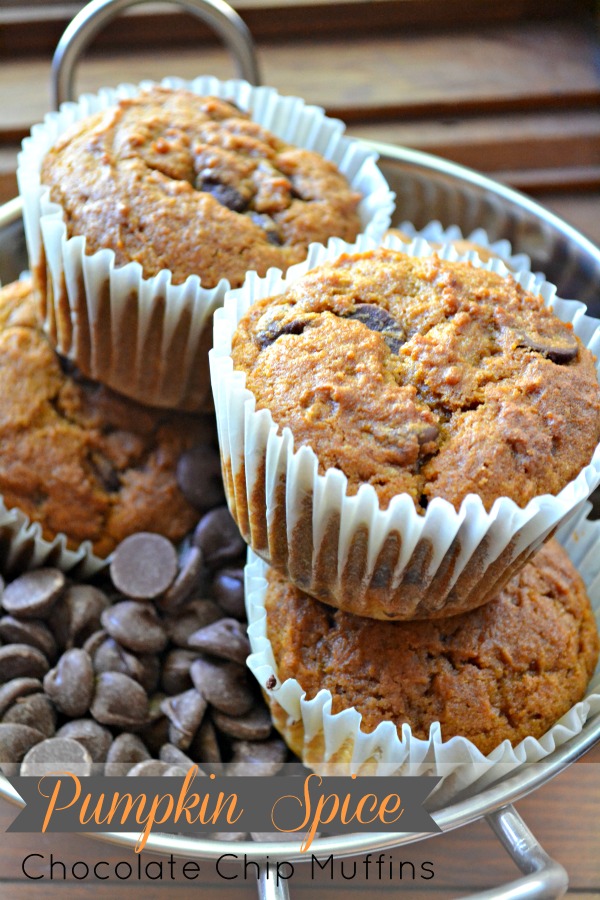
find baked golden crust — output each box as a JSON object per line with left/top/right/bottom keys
{"left": 264, "top": 539, "right": 599, "bottom": 755}
{"left": 232, "top": 248, "right": 600, "bottom": 511}
{"left": 40, "top": 87, "right": 362, "bottom": 289}
{"left": 0, "top": 279, "right": 204, "bottom": 556}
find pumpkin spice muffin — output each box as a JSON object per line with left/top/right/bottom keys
{"left": 232, "top": 247, "right": 600, "bottom": 513}
{"left": 213, "top": 241, "right": 600, "bottom": 619}
{"left": 20, "top": 81, "right": 391, "bottom": 411}
{"left": 0, "top": 279, "right": 206, "bottom": 558}
{"left": 261, "top": 539, "right": 599, "bottom": 757}
{"left": 40, "top": 86, "right": 363, "bottom": 290}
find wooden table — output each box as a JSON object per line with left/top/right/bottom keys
{"left": 1, "top": 742, "right": 599, "bottom": 897}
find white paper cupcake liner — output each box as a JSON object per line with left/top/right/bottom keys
{"left": 210, "top": 231, "right": 600, "bottom": 619}
{"left": 17, "top": 76, "right": 394, "bottom": 411}
{"left": 0, "top": 499, "right": 106, "bottom": 579}
{"left": 390, "top": 219, "right": 536, "bottom": 278}
{"left": 245, "top": 502, "right": 600, "bottom": 803}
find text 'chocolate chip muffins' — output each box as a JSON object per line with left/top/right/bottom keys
{"left": 0, "top": 278, "right": 220, "bottom": 576}
{"left": 245, "top": 507, "right": 600, "bottom": 801}
{"left": 17, "top": 76, "right": 394, "bottom": 411}
{"left": 211, "top": 232, "right": 600, "bottom": 620}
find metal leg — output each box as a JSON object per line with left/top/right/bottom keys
{"left": 257, "top": 868, "right": 291, "bottom": 900}
{"left": 51, "top": 0, "right": 261, "bottom": 109}
{"left": 462, "top": 805, "right": 569, "bottom": 900}
{"left": 252, "top": 805, "right": 567, "bottom": 900}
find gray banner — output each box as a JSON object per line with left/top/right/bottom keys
{"left": 7, "top": 771, "right": 441, "bottom": 845}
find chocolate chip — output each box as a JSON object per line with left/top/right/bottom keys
{"left": 416, "top": 423, "right": 439, "bottom": 446}
{"left": 20, "top": 737, "right": 92, "bottom": 777}
{"left": 196, "top": 178, "right": 248, "bottom": 212}
{"left": 110, "top": 533, "right": 178, "bottom": 600}
{"left": 0, "top": 723, "right": 45, "bottom": 765}
{"left": 164, "top": 600, "right": 223, "bottom": 648}
{"left": 159, "top": 743, "right": 200, "bottom": 771}
{"left": 346, "top": 303, "right": 405, "bottom": 354}
{"left": 0, "top": 616, "right": 57, "bottom": 662}
{"left": 82, "top": 629, "right": 109, "bottom": 657}
{"left": 176, "top": 445, "right": 225, "bottom": 513}
{"left": 43, "top": 649, "right": 94, "bottom": 717}
{"left": 516, "top": 326, "right": 579, "bottom": 363}
{"left": 49, "top": 585, "right": 111, "bottom": 650}
{"left": 189, "top": 718, "right": 222, "bottom": 765}
{"left": 161, "top": 649, "right": 199, "bottom": 695}
{"left": 89, "top": 451, "right": 120, "bottom": 492}
{"left": 0, "top": 678, "right": 43, "bottom": 718}
{"left": 188, "top": 618, "right": 250, "bottom": 665}
{"left": 255, "top": 310, "right": 314, "bottom": 349}
{"left": 159, "top": 546, "right": 205, "bottom": 612}
{"left": 3, "top": 693, "right": 56, "bottom": 739}
{"left": 56, "top": 720, "right": 113, "bottom": 762}
{"left": 90, "top": 672, "right": 149, "bottom": 729}
{"left": 0, "top": 645, "right": 49, "bottom": 683}
{"left": 193, "top": 507, "right": 245, "bottom": 570}
{"left": 91, "top": 636, "right": 160, "bottom": 694}
{"left": 2, "top": 569, "right": 66, "bottom": 619}
{"left": 211, "top": 569, "right": 245, "bottom": 620}
{"left": 265, "top": 675, "right": 277, "bottom": 690}
{"left": 105, "top": 733, "right": 151, "bottom": 776}
{"left": 248, "top": 212, "right": 282, "bottom": 246}
{"left": 211, "top": 706, "right": 272, "bottom": 741}
{"left": 190, "top": 657, "right": 255, "bottom": 717}
{"left": 101, "top": 601, "right": 167, "bottom": 654}
{"left": 137, "top": 714, "right": 170, "bottom": 756}
{"left": 161, "top": 689, "right": 208, "bottom": 750}
{"left": 228, "top": 737, "right": 287, "bottom": 776}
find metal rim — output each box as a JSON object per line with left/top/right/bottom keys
{"left": 3, "top": 136, "right": 600, "bottom": 860}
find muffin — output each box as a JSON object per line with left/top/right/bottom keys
{"left": 232, "top": 247, "right": 599, "bottom": 512}
{"left": 211, "top": 236, "right": 600, "bottom": 619}
{"left": 0, "top": 279, "right": 208, "bottom": 561}
{"left": 18, "top": 78, "right": 393, "bottom": 410}
{"left": 251, "top": 538, "right": 599, "bottom": 761}
{"left": 40, "top": 86, "right": 364, "bottom": 289}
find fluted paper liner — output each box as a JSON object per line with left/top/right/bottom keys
{"left": 210, "top": 232, "right": 600, "bottom": 619}
{"left": 391, "top": 219, "right": 536, "bottom": 277}
{"left": 17, "top": 76, "right": 394, "bottom": 410}
{"left": 245, "top": 503, "right": 600, "bottom": 803}
{"left": 0, "top": 497, "right": 105, "bottom": 579}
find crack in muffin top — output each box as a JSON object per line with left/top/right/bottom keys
{"left": 40, "top": 86, "right": 363, "bottom": 288}
{"left": 231, "top": 248, "right": 600, "bottom": 511}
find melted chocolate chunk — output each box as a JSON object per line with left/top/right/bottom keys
{"left": 516, "top": 327, "right": 579, "bottom": 364}
{"left": 255, "top": 308, "right": 315, "bottom": 349}
{"left": 247, "top": 212, "right": 282, "bottom": 246}
{"left": 196, "top": 177, "right": 248, "bottom": 212}
{"left": 346, "top": 303, "right": 405, "bottom": 354}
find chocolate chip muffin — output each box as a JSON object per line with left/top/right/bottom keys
{"left": 262, "top": 539, "right": 599, "bottom": 757}
{"left": 232, "top": 248, "right": 600, "bottom": 512}
{"left": 0, "top": 279, "right": 207, "bottom": 557}
{"left": 40, "top": 86, "right": 363, "bottom": 290}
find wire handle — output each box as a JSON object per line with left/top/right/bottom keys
{"left": 51, "top": 0, "right": 261, "bottom": 109}
{"left": 255, "top": 806, "right": 567, "bottom": 900}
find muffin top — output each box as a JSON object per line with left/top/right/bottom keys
{"left": 40, "top": 86, "right": 362, "bottom": 289}
{"left": 0, "top": 279, "right": 208, "bottom": 557}
{"left": 232, "top": 248, "right": 600, "bottom": 511}
{"left": 264, "top": 539, "right": 599, "bottom": 754}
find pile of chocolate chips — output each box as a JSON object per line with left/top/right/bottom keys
{"left": 0, "top": 506, "right": 290, "bottom": 796}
